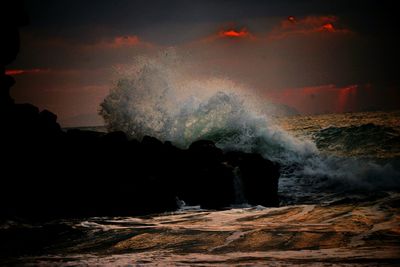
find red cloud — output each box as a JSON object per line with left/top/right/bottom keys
{"left": 80, "top": 35, "right": 142, "bottom": 50}
{"left": 337, "top": 85, "right": 358, "bottom": 112}
{"left": 321, "top": 23, "right": 335, "bottom": 32}
{"left": 5, "top": 69, "right": 49, "bottom": 76}
{"left": 268, "top": 84, "right": 360, "bottom": 114}
{"left": 109, "top": 35, "right": 140, "bottom": 47}
{"left": 197, "top": 27, "right": 257, "bottom": 44}
{"left": 219, "top": 29, "right": 250, "bottom": 38}
{"left": 93, "top": 35, "right": 157, "bottom": 52}
{"left": 196, "top": 16, "right": 348, "bottom": 45}
{"left": 268, "top": 16, "right": 351, "bottom": 40}
{"left": 32, "top": 34, "right": 144, "bottom": 50}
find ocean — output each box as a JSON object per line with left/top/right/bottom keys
{"left": 1, "top": 110, "right": 399, "bottom": 266}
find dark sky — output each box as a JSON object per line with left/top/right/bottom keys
{"left": 7, "top": 0, "right": 400, "bottom": 126}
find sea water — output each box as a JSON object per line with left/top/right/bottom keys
{"left": 2, "top": 50, "right": 399, "bottom": 266}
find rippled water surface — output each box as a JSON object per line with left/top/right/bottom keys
{"left": 277, "top": 110, "right": 400, "bottom": 158}
{"left": 4, "top": 193, "right": 399, "bottom": 266}
{"left": 2, "top": 111, "right": 400, "bottom": 266}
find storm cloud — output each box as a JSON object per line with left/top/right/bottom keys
{"left": 8, "top": 0, "right": 400, "bottom": 126}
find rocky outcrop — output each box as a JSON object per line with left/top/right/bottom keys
{"left": 1, "top": 129, "right": 280, "bottom": 218}
{"left": 0, "top": 1, "right": 280, "bottom": 220}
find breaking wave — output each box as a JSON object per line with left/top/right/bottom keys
{"left": 100, "top": 50, "right": 400, "bottom": 202}
{"left": 100, "top": 50, "right": 315, "bottom": 160}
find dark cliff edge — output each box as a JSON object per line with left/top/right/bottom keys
{"left": 0, "top": 1, "right": 280, "bottom": 220}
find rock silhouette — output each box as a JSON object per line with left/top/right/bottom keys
{"left": 0, "top": 1, "right": 280, "bottom": 220}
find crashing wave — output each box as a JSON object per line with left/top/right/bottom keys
{"left": 100, "top": 50, "right": 315, "bottom": 160}
{"left": 100, "top": 50, "right": 400, "bottom": 201}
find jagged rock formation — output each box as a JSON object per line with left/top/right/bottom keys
{"left": 0, "top": 1, "right": 280, "bottom": 220}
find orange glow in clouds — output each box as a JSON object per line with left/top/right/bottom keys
{"left": 288, "top": 16, "right": 296, "bottom": 23}
{"left": 112, "top": 35, "right": 140, "bottom": 47}
{"left": 320, "top": 23, "right": 335, "bottom": 32}
{"left": 5, "top": 69, "right": 47, "bottom": 75}
{"left": 268, "top": 84, "right": 360, "bottom": 114}
{"left": 337, "top": 85, "right": 358, "bottom": 112}
{"left": 269, "top": 15, "right": 350, "bottom": 40}
{"left": 219, "top": 29, "right": 249, "bottom": 38}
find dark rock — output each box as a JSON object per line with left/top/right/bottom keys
{"left": 226, "top": 151, "right": 280, "bottom": 206}
{"left": 188, "top": 139, "right": 224, "bottom": 163}
{"left": 101, "top": 130, "right": 128, "bottom": 144}
{"left": 38, "top": 109, "right": 61, "bottom": 134}
{"left": 39, "top": 109, "right": 57, "bottom": 123}
{"left": 67, "top": 128, "right": 104, "bottom": 141}
{"left": 0, "top": 75, "right": 15, "bottom": 106}
{"left": 142, "top": 135, "right": 163, "bottom": 146}
{"left": 0, "top": 1, "right": 280, "bottom": 219}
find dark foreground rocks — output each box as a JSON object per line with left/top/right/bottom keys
{"left": 0, "top": 1, "right": 280, "bottom": 220}
{"left": 1, "top": 121, "right": 280, "bottom": 218}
